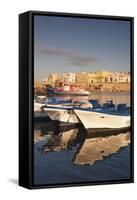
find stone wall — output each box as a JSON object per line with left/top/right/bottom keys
{"left": 101, "top": 83, "right": 130, "bottom": 92}
{"left": 87, "top": 83, "right": 130, "bottom": 92}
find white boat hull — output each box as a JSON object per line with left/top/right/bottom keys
{"left": 74, "top": 109, "right": 130, "bottom": 130}
{"left": 34, "top": 103, "right": 45, "bottom": 112}
{"left": 44, "top": 107, "right": 79, "bottom": 124}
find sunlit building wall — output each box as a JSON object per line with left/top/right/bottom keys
{"left": 48, "top": 73, "right": 58, "bottom": 86}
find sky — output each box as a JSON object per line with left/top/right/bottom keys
{"left": 34, "top": 15, "right": 131, "bottom": 81}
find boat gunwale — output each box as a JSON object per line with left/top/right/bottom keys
{"left": 74, "top": 107, "right": 130, "bottom": 116}
{"left": 43, "top": 106, "right": 130, "bottom": 116}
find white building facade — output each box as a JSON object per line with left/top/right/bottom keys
{"left": 106, "top": 72, "right": 130, "bottom": 83}
{"left": 58, "top": 73, "right": 75, "bottom": 83}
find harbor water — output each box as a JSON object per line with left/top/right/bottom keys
{"left": 34, "top": 91, "right": 131, "bottom": 185}
{"left": 47, "top": 91, "right": 130, "bottom": 105}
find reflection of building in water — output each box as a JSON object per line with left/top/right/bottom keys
{"left": 74, "top": 132, "right": 130, "bottom": 165}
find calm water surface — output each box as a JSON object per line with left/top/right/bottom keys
{"left": 90, "top": 91, "right": 130, "bottom": 105}
{"left": 34, "top": 92, "right": 131, "bottom": 185}
{"left": 34, "top": 122, "right": 131, "bottom": 185}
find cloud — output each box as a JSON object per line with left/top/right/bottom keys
{"left": 40, "top": 48, "right": 98, "bottom": 67}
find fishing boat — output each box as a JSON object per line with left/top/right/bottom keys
{"left": 34, "top": 102, "right": 46, "bottom": 112}
{"left": 34, "top": 96, "right": 48, "bottom": 120}
{"left": 46, "top": 84, "right": 90, "bottom": 96}
{"left": 43, "top": 106, "right": 79, "bottom": 124}
{"left": 43, "top": 101, "right": 92, "bottom": 124}
{"left": 74, "top": 104, "right": 130, "bottom": 132}
{"left": 34, "top": 96, "right": 47, "bottom": 112}
{"left": 34, "top": 97, "right": 78, "bottom": 121}
{"left": 34, "top": 102, "right": 48, "bottom": 122}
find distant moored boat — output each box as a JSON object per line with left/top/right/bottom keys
{"left": 46, "top": 85, "right": 90, "bottom": 96}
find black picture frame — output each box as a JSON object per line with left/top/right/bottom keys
{"left": 19, "top": 10, "right": 134, "bottom": 189}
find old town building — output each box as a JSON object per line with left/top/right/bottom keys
{"left": 94, "top": 71, "right": 112, "bottom": 84}
{"left": 58, "top": 73, "right": 75, "bottom": 83}
{"left": 48, "top": 73, "right": 58, "bottom": 86}
{"left": 106, "top": 72, "right": 130, "bottom": 83}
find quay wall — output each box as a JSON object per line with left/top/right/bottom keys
{"left": 34, "top": 83, "right": 130, "bottom": 95}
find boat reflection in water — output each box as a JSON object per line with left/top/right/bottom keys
{"left": 34, "top": 121, "right": 131, "bottom": 185}
{"left": 34, "top": 122, "right": 130, "bottom": 166}
{"left": 73, "top": 131, "right": 130, "bottom": 165}
{"left": 42, "top": 129, "right": 78, "bottom": 152}
{"left": 34, "top": 91, "right": 131, "bottom": 185}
